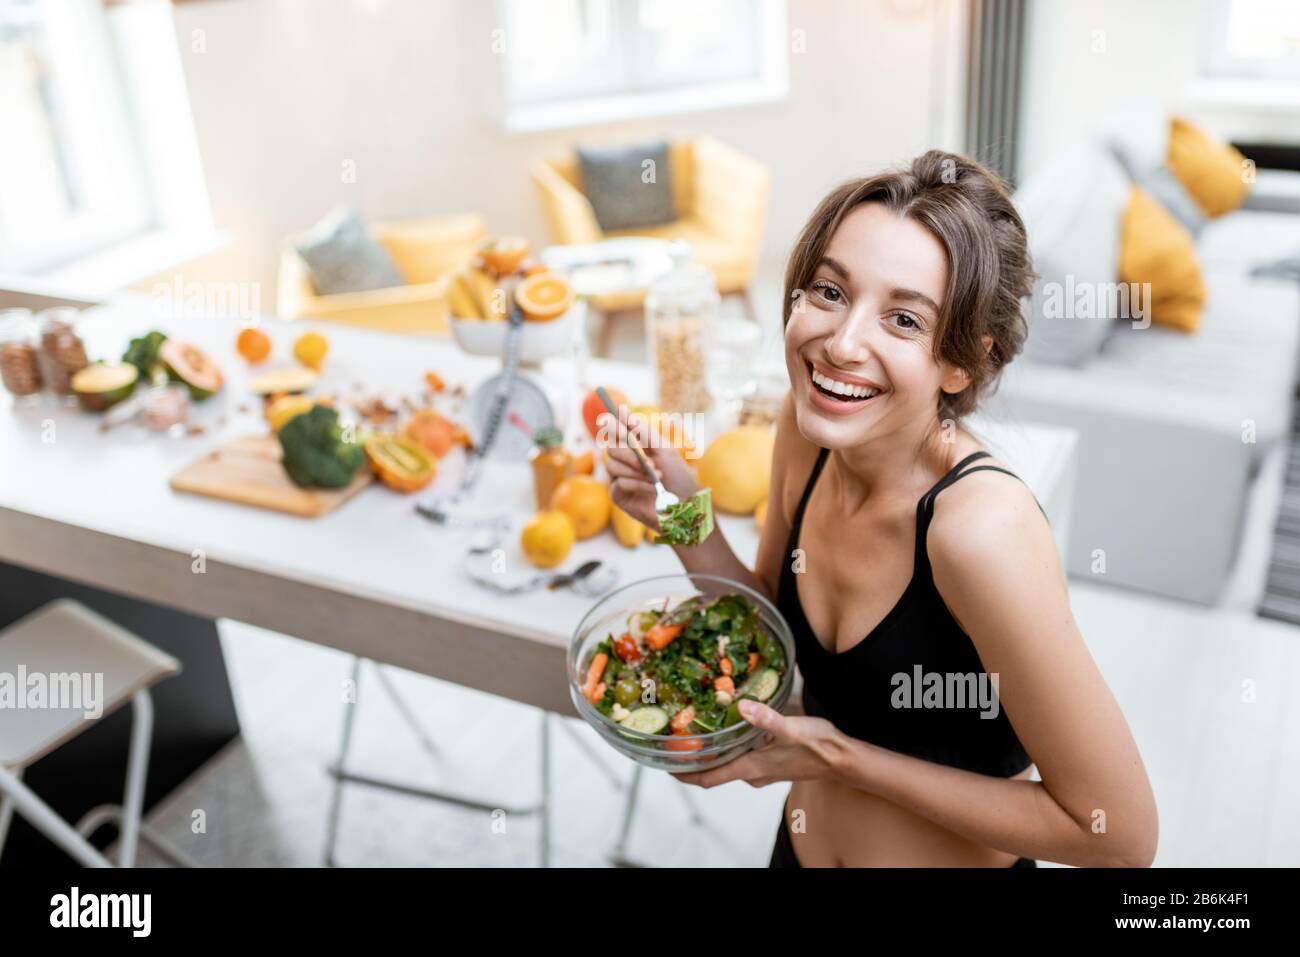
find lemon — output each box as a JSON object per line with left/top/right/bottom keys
{"left": 266, "top": 394, "right": 314, "bottom": 433}
{"left": 521, "top": 511, "right": 576, "bottom": 569}
{"left": 293, "top": 331, "right": 329, "bottom": 370}
{"left": 610, "top": 504, "right": 646, "bottom": 548}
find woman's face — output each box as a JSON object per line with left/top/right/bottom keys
{"left": 784, "top": 201, "right": 970, "bottom": 450}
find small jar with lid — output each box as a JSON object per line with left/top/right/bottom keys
{"left": 142, "top": 383, "right": 191, "bottom": 436}
{"left": 35, "top": 306, "right": 89, "bottom": 402}
{"left": 530, "top": 425, "right": 573, "bottom": 510}
{"left": 0, "top": 308, "right": 43, "bottom": 404}
{"left": 645, "top": 241, "right": 716, "bottom": 415}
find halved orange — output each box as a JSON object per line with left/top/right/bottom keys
{"left": 479, "top": 237, "right": 530, "bottom": 277}
{"left": 515, "top": 272, "right": 574, "bottom": 322}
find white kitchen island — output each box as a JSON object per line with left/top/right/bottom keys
{"left": 0, "top": 287, "right": 1077, "bottom": 865}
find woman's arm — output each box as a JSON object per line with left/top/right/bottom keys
{"left": 678, "top": 472, "right": 1159, "bottom": 868}
{"left": 603, "top": 396, "right": 803, "bottom": 602}
{"left": 846, "top": 474, "right": 1156, "bottom": 866}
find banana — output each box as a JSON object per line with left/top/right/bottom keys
{"left": 448, "top": 267, "right": 481, "bottom": 319}
{"left": 465, "top": 266, "right": 504, "bottom": 320}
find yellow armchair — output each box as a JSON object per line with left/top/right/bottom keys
{"left": 531, "top": 137, "right": 770, "bottom": 315}
{"left": 276, "top": 213, "right": 488, "bottom": 335}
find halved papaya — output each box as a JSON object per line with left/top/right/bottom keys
{"left": 160, "top": 339, "right": 223, "bottom": 400}
{"left": 364, "top": 434, "right": 437, "bottom": 492}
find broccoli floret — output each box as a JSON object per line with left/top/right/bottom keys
{"left": 122, "top": 330, "right": 168, "bottom": 383}
{"left": 277, "top": 405, "right": 366, "bottom": 488}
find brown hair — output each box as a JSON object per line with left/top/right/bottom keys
{"left": 783, "top": 150, "right": 1033, "bottom": 421}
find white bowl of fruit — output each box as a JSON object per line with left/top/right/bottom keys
{"left": 448, "top": 238, "right": 582, "bottom": 363}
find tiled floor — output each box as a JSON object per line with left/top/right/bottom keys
{"left": 131, "top": 272, "right": 1300, "bottom": 867}
{"left": 134, "top": 623, "right": 787, "bottom": 868}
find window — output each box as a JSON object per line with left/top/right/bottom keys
{"left": 0, "top": 0, "right": 154, "bottom": 273}
{"left": 1202, "top": 0, "right": 1300, "bottom": 83}
{"left": 502, "top": 0, "right": 789, "bottom": 132}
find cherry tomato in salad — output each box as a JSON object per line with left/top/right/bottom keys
{"left": 614, "top": 633, "right": 641, "bottom": 664}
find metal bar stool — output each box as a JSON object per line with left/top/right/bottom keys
{"left": 322, "top": 656, "right": 627, "bottom": 867}
{"left": 0, "top": 599, "right": 189, "bottom": 867}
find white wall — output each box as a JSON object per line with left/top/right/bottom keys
{"left": 141, "top": 0, "right": 964, "bottom": 308}
{"left": 1017, "top": 0, "right": 1299, "bottom": 180}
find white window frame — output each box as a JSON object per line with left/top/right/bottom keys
{"left": 500, "top": 0, "right": 789, "bottom": 134}
{"left": 1201, "top": 0, "right": 1300, "bottom": 84}
{"left": 0, "top": 0, "right": 156, "bottom": 274}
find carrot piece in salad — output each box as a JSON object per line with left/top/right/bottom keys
{"left": 645, "top": 621, "right": 685, "bottom": 650}
{"left": 747, "top": 652, "right": 760, "bottom": 673}
{"left": 713, "top": 676, "right": 735, "bottom": 696}
{"left": 583, "top": 652, "right": 609, "bottom": 704}
{"left": 670, "top": 705, "right": 696, "bottom": 732}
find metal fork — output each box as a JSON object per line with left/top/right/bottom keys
{"left": 595, "top": 386, "right": 678, "bottom": 514}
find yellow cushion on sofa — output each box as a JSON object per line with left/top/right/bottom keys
{"left": 1119, "top": 185, "right": 1205, "bottom": 333}
{"left": 1166, "top": 116, "right": 1250, "bottom": 218}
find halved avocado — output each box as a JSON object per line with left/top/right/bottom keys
{"left": 160, "top": 339, "right": 223, "bottom": 401}
{"left": 72, "top": 362, "right": 139, "bottom": 412}
{"left": 249, "top": 366, "right": 318, "bottom": 396}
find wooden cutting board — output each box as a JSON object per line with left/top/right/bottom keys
{"left": 170, "top": 435, "right": 372, "bottom": 517}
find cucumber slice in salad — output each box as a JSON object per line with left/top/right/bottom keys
{"left": 723, "top": 669, "right": 783, "bottom": 727}
{"left": 618, "top": 706, "right": 669, "bottom": 735}
{"left": 744, "top": 668, "right": 781, "bottom": 703}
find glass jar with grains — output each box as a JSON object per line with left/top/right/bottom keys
{"left": 644, "top": 242, "right": 717, "bottom": 415}
{"left": 0, "top": 309, "right": 43, "bottom": 403}
{"left": 35, "top": 307, "right": 89, "bottom": 401}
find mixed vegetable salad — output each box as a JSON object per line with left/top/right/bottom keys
{"left": 580, "top": 592, "right": 786, "bottom": 749}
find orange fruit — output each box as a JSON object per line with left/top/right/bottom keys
{"left": 404, "top": 408, "right": 457, "bottom": 458}
{"left": 293, "top": 331, "right": 329, "bottom": 370}
{"left": 237, "top": 327, "right": 271, "bottom": 364}
{"left": 573, "top": 449, "right": 594, "bottom": 475}
{"left": 549, "top": 475, "right": 611, "bottom": 539}
{"left": 521, "top": 510, "right": 576, "bottom": 569}
{"left": 479, "top": 237, "right": 530, "bottom": 277}
{"left": 582, "top": 386, "right": 627, "bottom": 440}
{"left": 630, "top": 403, "right": 697, "bottom": 460}
{"left": 515, "top": 272, "right": 574, "bottom": 322}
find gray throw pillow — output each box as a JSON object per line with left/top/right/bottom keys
{"left": 577, "top": 140, "right": 676, "bottom": 232}
{"left": 295, "top": 207, "right": 404, "bottom": 296}
{"left": 1107, "top": 141, "right": 1206, "bottom": 237}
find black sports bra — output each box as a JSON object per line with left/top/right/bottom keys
{"left": 776, "top": 447, "right": 1041, "bottom": 778}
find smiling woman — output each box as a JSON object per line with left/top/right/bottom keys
{"left": 605, "top": 150, "right": 1158, "bottom": 869}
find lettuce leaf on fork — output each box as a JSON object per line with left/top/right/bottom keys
{"left": 655, "top": 488, "right": 715, "bottom": 547}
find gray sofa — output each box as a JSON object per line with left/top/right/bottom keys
{"left": 991, "top": 143, "right": 1300, "bottom": 605}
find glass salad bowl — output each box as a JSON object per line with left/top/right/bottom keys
{"left": 568, "top": 573, "right": 795, "bottom": 772}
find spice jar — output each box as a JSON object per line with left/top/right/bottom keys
{"left": 645, "top": 241, "right": 716, "bottom": 414}
{"left": 142, "top": 384, "right": 190, "bottom": 434}
{"left": 35, "top": 307, "right": 89, "bottom": 399}
{"left": 0, "top": 308, "right": 42, "bottom": 401}
{"left": 530, "top": 425, "right": 573, "bottom": 510}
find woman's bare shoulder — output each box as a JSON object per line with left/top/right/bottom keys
{"left": 771, "top": 392, "right": 821, "bottom": 525}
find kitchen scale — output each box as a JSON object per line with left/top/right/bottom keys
{"left": 415, "top": 286, "right": 617, "bottom": 597}
{"left": 415, "top": 282, "right": 556, "bottom": 527}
